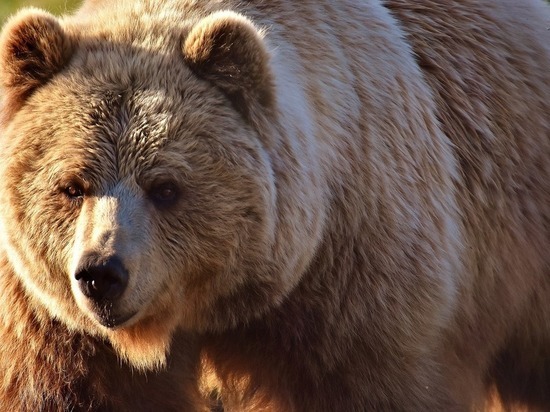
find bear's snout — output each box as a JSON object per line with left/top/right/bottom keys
{"left": 75, "top": 256, "right": 129, "bottom": 305}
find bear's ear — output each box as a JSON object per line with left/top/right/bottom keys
{"left": 0, "top": 9, "right": 73, "bottom": 116}
{"left": 183, "top": 11, "right": 275, "bottom": 120}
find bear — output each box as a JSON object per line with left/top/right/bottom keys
{"left": 1, "top": 0, "right": 549, "bottom": 411}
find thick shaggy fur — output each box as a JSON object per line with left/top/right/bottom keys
{"left": 0, "top": 260, "right": 202, "bottom": 411}
{"left": 0, "top": 0, "right": 549, "bottom": 410}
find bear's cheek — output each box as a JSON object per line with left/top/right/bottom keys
{"left": 2, "top": 181, "right": 76, "bottom": 289}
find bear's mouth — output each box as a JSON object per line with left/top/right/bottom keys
{"left": 91, "top": 303, "right": 137, "bottom": 329}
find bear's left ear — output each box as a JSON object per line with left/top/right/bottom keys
{"left": 0, "top": 8, "right": 74, "bottom": 118}
{"left": 183, "top": 11, "right": 275, "bottom": 120}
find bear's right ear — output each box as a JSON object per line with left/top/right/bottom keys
{"left": 0, "top": 9, "right": 73, "bottom": 117}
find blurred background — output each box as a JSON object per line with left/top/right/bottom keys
{"left": 1, "top": 0, "right": 80, "bottom": 24}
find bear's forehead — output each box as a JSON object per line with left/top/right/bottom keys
{"left": 81, "top": 89, "right": 175, "bottom": 176}
{"left": 57, "top": 84, "right": 226, "bottom": 179}
{"left": 7, "top": 56, "right": 238, "bottom": 189}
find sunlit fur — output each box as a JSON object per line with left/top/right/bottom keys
{"left": 1, "top": 0, "right": 549, "bottom": 410}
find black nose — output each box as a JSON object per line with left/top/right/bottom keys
{"left": 75, "top": 256, "right": 129, "bottom": 303}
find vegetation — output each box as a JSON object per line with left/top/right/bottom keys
{"left": 1, "top": 0, "right": 80, "bottom": 24}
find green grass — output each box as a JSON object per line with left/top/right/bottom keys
{"left": 1, "top": 0, "right": 80, "bottom": 25}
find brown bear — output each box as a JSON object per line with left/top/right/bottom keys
{"left": 1, "top": 0, "right": 549, "bottom": 411}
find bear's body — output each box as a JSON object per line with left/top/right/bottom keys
{"left": 0, "top": 0, "right": 549, "bottom": 411}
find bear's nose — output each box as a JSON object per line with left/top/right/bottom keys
{"left": 75, "top": 256, "right": 129, "bottom": 303}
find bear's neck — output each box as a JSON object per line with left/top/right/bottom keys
{"left": 0, "top": 253, "right": 203, "bottom": 411}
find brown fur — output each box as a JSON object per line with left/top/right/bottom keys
{"left": 1, "top": 0, "right": 549, "bottom": 410}
{"left": 385, "top": 1, "right": 550, "bottom": 408}
{"left": 0, "top": 254, "right": 203, "bottom": 411}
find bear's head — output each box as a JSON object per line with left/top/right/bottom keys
{"left": 0, "top": 6, "right": 324, "bottom": 369}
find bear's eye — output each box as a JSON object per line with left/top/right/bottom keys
{"left": 63, "top": 183, "right": 85, "bottom": 200}
{"left": 149, "top": 181, "right": 180, "bottom": 207}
